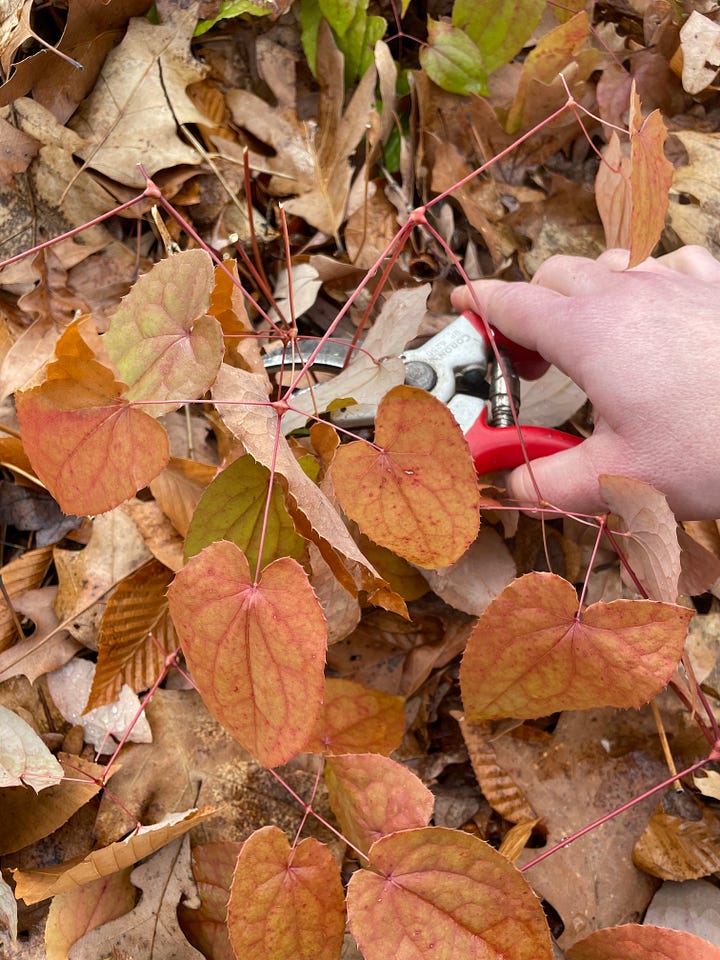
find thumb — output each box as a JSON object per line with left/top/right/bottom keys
{"left": 506, "top": 438, "right": 613, "bottom": 516}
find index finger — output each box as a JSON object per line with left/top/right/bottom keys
{"left": 450, "top": 279, "right": 577, "bottom": 372}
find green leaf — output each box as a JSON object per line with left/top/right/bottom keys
{"left": 194, "top": 0, "right": 277, "bottom": 36}
{"left": 340, "top": 9, "right": 387, "bottom": 85}
{"left": 184, "top": 454, "right": 306, "bottom": 572}
{"left": 419, "top": 19, "right": 489, "bottom": 96}
{"left": 319, "top": 0, "right": 361, "bottom": 38}
{"left": 452, "top": 0, "right": 545, "bottom": 75}
{"left": 299, "top": 0, "right": 323, "bottom": 75}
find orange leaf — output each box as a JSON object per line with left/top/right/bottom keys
{"left": 566, "top": 923, "right": 720, "bottom": 960}
{"left": 16, "top": 323, "right": 169, "bottom": 515}
{"left": 347, "top": 826, "right": 553, "bottom": 960}
{"left": 45, "top": 868, "right": 136, "bottom": 960}
{"left": 178, "top": 840, "right": 242, "bottom": 960}
{"left": 330, "top": 385, "right": 480, "bottom": 568}
{"left": 460, "top": 572, "right": 692, "bottom": 720}
{"left": 325, "top": 753, "right": 434, "bottom": 854}
{"left": 167, "top": 540, "right": 327, "bottom": 767}
{"left": 227, "top": 826, "right": 345, "bottom": 960}
{"left": 303, "top": 677, "right": 405, "bottom": 756}
{"left": 595, "top": 84, "right": 673, "bottom": 268}
{"left": 104, "top": 250, "right": 223, "bottom": 415}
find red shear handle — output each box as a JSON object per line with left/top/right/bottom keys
{"left": 466, "top": 408, "right": 582, "bottom": 475}
{"left": 463, "top": 311, "right": 550, "bottom": 381}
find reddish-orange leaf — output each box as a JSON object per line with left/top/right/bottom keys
{"left": 460, "top": 572, "right": 692, "bottom": 720}
{"left": 330, "top": 386, "right": 480, "bottom": 568}
{"left": 104, "top": 250, "right": 223, "bottom": 414}
{"left": 227, "top": 826, "right": 345, "bottom": 960}
{"left": 347, "top": 826, "right": 553, "bottom": 960}
{"left": 45, "top": 868, "right": 136, "bottom": 960}
{"left": 595, "top": 85, "right": 673, "bottom": 268}
{"left": 303, "top": 678, "right": 405, "bottom": 756}
{"left": 627, "top": 88, "right": 674, "bottom": 268}
{"left": 16, "top": 323, "right": 169, "bottom": 516}
{"left": 566, "top": 923, "right": 720, "bottom": 960}
{"left": 325, "top": 754, "right": 434, "bottom": 854}
{"left": 178, "top": 840, "right": 242, "bottom": 960}
{"left": 88, "top": 560, "right": 177, "bottom": 710}
{"left": 167, "top": 540, "right": 327, "bottom": 767}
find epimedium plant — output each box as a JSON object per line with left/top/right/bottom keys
{"left": 3, "top": 9, "right": 720, "bottom": 960}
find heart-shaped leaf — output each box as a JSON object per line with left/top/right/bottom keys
{"left": 347, "top": 826, "right": 553, "bottom": 960}
{"left": 460, "top": 572, "right": 692, "bottom": 719}
{"left": 167, "top": 540, "right": 327, "bottom": 767}
{"left": 566, "top": 923, "right": 720, "bottom": 960}
{"left": 330, "top": 385, "right": 480, "bottom": 568}
{"left": 227, "top": 826, "right": 345, "bottom": 960}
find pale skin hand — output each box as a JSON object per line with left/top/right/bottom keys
{"left": 451, "top": 246, "right": 720, "bottom": 520}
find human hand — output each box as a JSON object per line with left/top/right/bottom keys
{"left": 451, "top": 247, "right": 720, "bottom": 520}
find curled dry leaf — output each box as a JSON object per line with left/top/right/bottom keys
{"left": 633, "top": 804, "right": 720, "bottom": 880}
{"left": 167, "top": 540, "right": 327, "bottom": 768}
{"left": 679, "top": 11, "right": 720, "bottom": 95}
{"left": 325, "top": 753, "right": 434, "bottom": 854}
{"left": 227, "top": 826, "right": 345, "bottom": 960}
{"left": 347, "top": 826, "right": 553, "bottom": 960}
{"left": 0, "top": 703, "right": 63, "bottom": 791}
{"left": 599, "top": 475, "right": 681, "bottom": 603}
{"left": 330, "top": 385, "right": 481, "bottom": 568}
{"left": 460, "top": 572, "right": 692, "bottom": 720}
{"left": 12, "top": 807, "right": 215, "bottom": 905}
{"left": 0, "top": 872, "right": 16, "bottom": 942}
{"left": 566, "top": 923, "right": 720, "bottom": 960}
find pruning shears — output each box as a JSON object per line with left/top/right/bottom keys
{"left": 263, "top": 311, "right": 581, "bottom": 474}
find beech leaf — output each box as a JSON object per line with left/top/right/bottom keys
{"left": 325, "top": 753, "right": 434, "bottom": 854}
{"left": 16, "top": 323, "right": 169, "bottom": 516}
{"left": 227, "top": 825, "right": 346, "bottom": 960}
{"left": 566, "top": 923, "right": 720, "bottom": 960}
{"left": 184, "top": 453, "right": 306, "bottom": 571}
{"left": 330, "top": 385, "right": 481, "bottom": 568}
{"left": 104, "top": 250, "right": 223, "bottom": 415}
{"left": 302, "top": 677, "right": 405, "bottom": 755}
{"left": 347, "top": 826, "right": 553, "bottom": 960}
{"left": 0, "top": 704, "right": 63, "bottom": 791}
{"left": 167, "top": 540, "right": 327, "bottom": 767}
{"left": 460, "top": 572, "right": 692, "bottom": 720}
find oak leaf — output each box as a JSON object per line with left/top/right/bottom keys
{"left": 178, "top": 841, "right": 242, "bottom": 960}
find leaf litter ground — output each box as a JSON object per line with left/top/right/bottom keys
{"left": 0, "top": 2, "right": 720, "bottom": 959}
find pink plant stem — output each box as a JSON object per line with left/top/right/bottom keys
{"left": 291, "top": 765, "right": 323, "bottom": 850}
{"left": 0, "top": 192, "right": 148, "bottom": 271}
{"left": 267, "top": 766, "right": 369, "bottom": 861}
{"left": 520, "top": 753, "right": 716, "bottom": 872}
